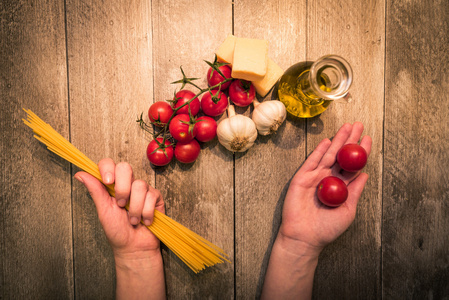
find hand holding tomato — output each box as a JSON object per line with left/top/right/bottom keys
{"left": 279, "top": 122, "right": 372, "bottom": 256}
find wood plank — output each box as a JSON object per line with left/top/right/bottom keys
{"left": 233, "top": 0, "right": 307, "bottom": 298}
{"left": 306, "top": 0, "right": 384, "bottom": 298}
{"left": 65, "top": 1, "right": 154, "bottom": 298}
{"left": 0, "top": 1, "right": 73, "bottom": 298}
{"left": 151, "top": 1, "right": 234, "bottom": 298}
{"left": 383, "top": 0, "right": 449, "bottom": 298}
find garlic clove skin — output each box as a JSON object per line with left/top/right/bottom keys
{"left": 217, "top": 107, "right": 258, "bottom": 152}
{"left": 252, "top": 100, "right": 287, "bottom": 135}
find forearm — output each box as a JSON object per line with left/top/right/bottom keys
{"left": 115, "top": 251, "right": 166, "bottom": 300}
{"left": 261, "top": 233, "right": 320, "bottom": 300}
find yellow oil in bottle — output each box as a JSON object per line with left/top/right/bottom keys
{"left": 278, "top": 61, "right": 332, "bottom": 118}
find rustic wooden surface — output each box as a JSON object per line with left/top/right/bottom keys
{"left": 1, "top": 0, "right": 448, "bottom": 299}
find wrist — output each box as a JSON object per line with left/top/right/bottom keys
{"left": 261, "top": 231, "right": 320, "bottom": 299}
{"left": 276, "top": 230, "right": 322, "bottom": 261}
{"left": 114, "top": 250, "right": 166, "bottom": 300}
{"left": 114, "top": 249, "right": 163, "bottom": 272}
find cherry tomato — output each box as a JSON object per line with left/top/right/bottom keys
{"left": 207, "top": 64, "right": 232, "bottom": 90}
{"left": 316, "top": 176, "right": 348, "bottom": 207}
{"left": 169, "top": 114, "right": 196, "bottom": 142}
{"left": 174, "top": 139, "right": 201, "bottom": 164}
{"left": 194, "top": 116, "right": 217, "bottom": 142}
{"left": 146, "top": 138, "right": 173, "bottom": 166}
{"left": 148, "top": 101, "right": 174, "bottom": 127}
{"left": 173, "top": 90, "right": 200, "bottom": 116}
{"left": 228, "top": 79, "right": 256, "bottom": 107}
{"left": 337, "top": 144, "right": 368, "bottom": 172}
{"left": 201, "top": 89, "right": 228, "bottom": 117}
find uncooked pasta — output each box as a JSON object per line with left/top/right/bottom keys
{"left": 22, "top": 108, "right": 230, "bottom": 273}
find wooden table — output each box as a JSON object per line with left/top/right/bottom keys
{"left": 2, "top": 0, "right": 448, "bottom": 299}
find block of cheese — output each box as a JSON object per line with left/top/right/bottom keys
{"left": 215, "top": 34, "right": 237, "bottom": 65}
{"left": 252, "top": 58, "right": 284, "bottom": 97}
{"left": 231, "top": 38, "right": 268, "bottom": 82}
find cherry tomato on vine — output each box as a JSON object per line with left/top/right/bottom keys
{"left": 169, "top": 114, "right": 196, "bottom": 142}
{"left": 207, "top": 64, "right": 232, "bottom": 90}
{"left": 148, "top": 101, "right": 173, "bottom": 127}
{"left": 201, "top": 89, "right": 228, "bottom": 117}
{"left": 173, "top": 90, "right": 200, "bottom": 116}
{"left": 194, "top": 116, "right": 217, "bottom": 142}
{"left": 337, "top": 144, "right": 368, "bottom": 172}
{"left": 174, "top": 139, "right": 201, "bottom": 164}
{"left": 316, "top": 176, "right": 348, "bottom": 207}
{"left": 146, "top": 138, "right": 173, "bottom": 166}
{"left": 228, "top": 79, "right": 256, "bottom": 107}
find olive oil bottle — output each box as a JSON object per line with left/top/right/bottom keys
{"left": 278, "top": 55, "right": 353, "bottom": 118}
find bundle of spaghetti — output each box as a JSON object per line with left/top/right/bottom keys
{"left": 22, "top": 108, "right": 230, "bottom": 273}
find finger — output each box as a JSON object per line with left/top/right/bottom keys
{"left": 75, "top": 171, "right": 111, "bottom": 216}
{"left": 319, "top": 123, "right": 353, "bottom": 168}
{"left": 98, "top": 158, "right": 116, "bottom": 185}
{"left": 141, "top": 187, "right": 163, "bottom": 226}
{"left": 344, "top": 122, "right": 365, "bottom": 145}
{"left": 301, "top": 138, "right": 332, "bottom": 172}
{"left": 359, "top": 135, "right": 372, "bottom": 157}
{"left": 345, "top": 172, "right": 369, "bottom": 212}
{"left": 115, "top": 162, "right": 133, "bottom": 207}
{"left": 128, "top": 180, "right": 149, "bottom": 225}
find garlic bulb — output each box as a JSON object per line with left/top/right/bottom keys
{"left": 252, "top": 99, "right": 287, "bottom": 135}
{"left": 217, "top": 105, "right": 258, "bottom": 152}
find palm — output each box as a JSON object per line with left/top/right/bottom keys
{"left": 279, "top": 123, "right": 371, "bottom": 251}
{"left": 98, "top": 195, "right": 161, "bottom": 255}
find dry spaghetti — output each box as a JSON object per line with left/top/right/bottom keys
{"left": 22, "top": 108, "right": 230, "bottom": 273}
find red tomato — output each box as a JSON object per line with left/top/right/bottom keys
{"left": 173, "top": 90, "right": 200, "bottom": 116}
{"left": 146, "top": 138, "right": 173, "bottom": 166}
{"left": 207, "top": 65, "right": 232, "bottom": 90}
{"left": 228, "top": 79, "right": 256, "bottom": 107}
{"left": 316, "top": 176, "right": 348, "bottom": 207}
{"left": 201, "top": 89, "right": 228, "bottom": 117}
{"left": 169, "top": 114, "right": 196, "bottom": 142}
{"left": 174, "top": 139, "right": 201, "bottom": 164}
{"left": 337, "top": 144, "right": 368, "bottom": 172}
{"left": 148, "top": 101, "right": 174, "bottom": 127}
{"left": 194, "top": 116, "right": 217, "bottom": 142}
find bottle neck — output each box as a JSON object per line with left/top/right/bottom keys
{"left": 305, "top": 55, "right": 353, "bottom": 101}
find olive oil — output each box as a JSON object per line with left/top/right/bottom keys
{"left": 278, "top": 62, "right": 331, "bottom": 118}
{"left": 278, "top": 55, "right": 353, "bottom": 118}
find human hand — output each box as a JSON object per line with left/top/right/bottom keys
{"left": 279, "top": 122, "right": 372, "bottom": 256}
{"left": 74, "top": 158, "right": 164, "bottom": 259}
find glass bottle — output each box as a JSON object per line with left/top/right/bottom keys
{"left": 277, "top": 55, "right": 353, "bottom": 118}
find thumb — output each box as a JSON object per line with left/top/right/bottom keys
{"left": 74, "top": 171, "right": 112, "bottom": 216}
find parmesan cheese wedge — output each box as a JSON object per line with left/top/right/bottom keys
{"left": 231, "top": 38, "right": 268, "bottom": 82}
{"left": 216, "top": 34, "right": 237, "bottom": 66}
{"left": 252, "top": 58, "right": 284, "bottom": 97}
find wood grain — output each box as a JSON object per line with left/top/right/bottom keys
{"left": 383, "top": 0, "right": 449, "bottom": 298}
{"left": 1, "top": 0, "right": 449, "bottom": 299}
{"left": 306, "top": 0, "right": 384, "bottom": 298}
{"left": 233, "top": 0, "right": 307, "bottom": 298}
{"left": 65, "top": 0, "right": 154, "bottom": 298}
{"left": 151, "top": 1, "right": 234, "bottom": 298}
{"left": 0, "top": 0, "right": 73, "bottom": 298}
